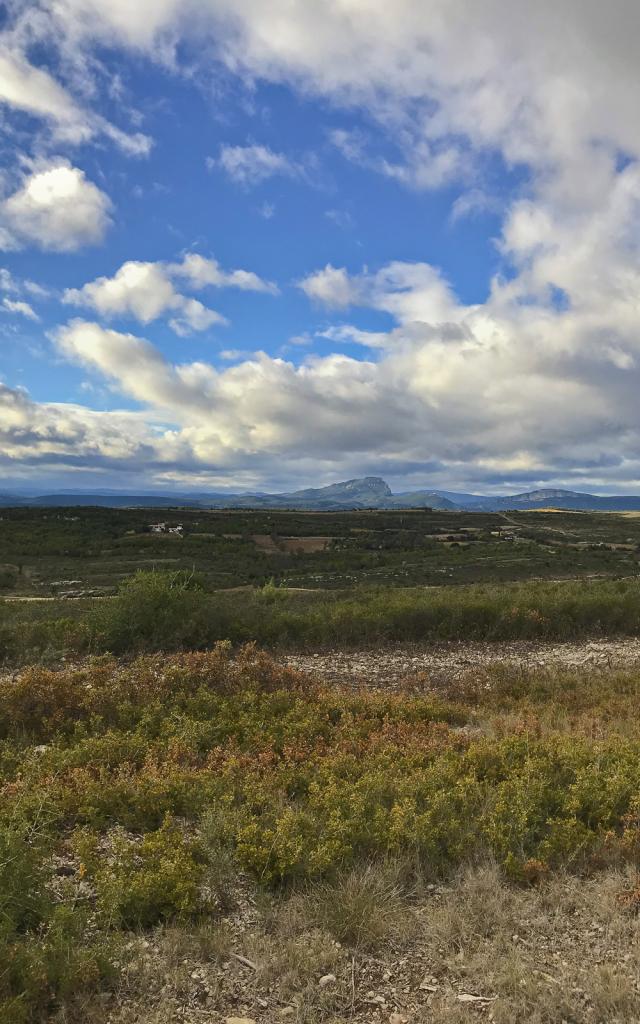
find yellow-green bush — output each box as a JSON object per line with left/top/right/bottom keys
{"left": 75, "top": 817, "right": 207, "bottom": 928}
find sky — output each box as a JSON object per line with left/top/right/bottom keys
{"left": 1, "top": 1, "right": 640, "bottom": 495}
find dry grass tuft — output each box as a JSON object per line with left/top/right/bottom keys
{"left": 280, "top": 859, "right": 416, "bottom": 951}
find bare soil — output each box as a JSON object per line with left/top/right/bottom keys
{"left": 252, "top": 536, "right": 333, "bottom": 553}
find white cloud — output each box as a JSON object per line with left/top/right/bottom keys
{"left": 288, "top": 332, "right": 313, "bottom": 347}
{"left": 0, "top": 50, "right": 90, "bottom": 144}
{"left": 298, "top": 265, "right": 360, "bottom": 309}
{"left": 450, "top": 188, "right": 501, "bottom": 223}
{"left": 54, "top": 320, "right": 201, "bottom": 411}
{"left": 329, "top": 129, "right": 368, "bottom": 164}
{"left": 215, "top": 144, "right": 298, "bottom": 186}
{"left": 0, "top": 46, "right": 151, "bottom": 155}
{"left": 65, "top": 261, "right": 175, "bottom": 322}
{"left": 331, "top": 129, "right": 464, "bottom": 192}
{"left": 43, "top": 293, "right": 640, "bottom": 492}
{"left": 317, "top": 325, "right": 389, "bottom": 349}
{"left": 0, "top": 253, "right": 633, "bottom": 488}
{"left": 1, "top": 162, "right": 112, "bottom": 252}
{"left": 220, "top": 348, "right": 251, "bottom": 361}
{"left": 169, "top": 299, "right": 224, "bottom": 336}
{"left": 23, "top": 279, "right": 53, "bottom": 299}
{"left": 20, "top": 2, "right": 640, "bottom": 193}
{"left": 0, "top": 269, "right": 17, "bottom": 292}
{"left": 63, "top": 252, "right": 277, "bottom": 334}
{"left": 171, "top": 253, "right": 278, "bottom": 294}
{"left": 2, "top": 297, "right": 39, "bottom": 321}
{"left": 0, "top": 381, "right": 166, "bottom": 473}
{"left": 63, "top": 260, "right": 225, "bottom": 334}
{"left": 299, "top": 261, "right": 456, "bottom": 322}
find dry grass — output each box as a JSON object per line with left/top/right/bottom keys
{"left": 418, "top": 863, "right": 640, "bottom": 1023}
{"left": 279, "top": 860, "right": 417, "bottom": 951}
{"left": 60, "top": 862, "right": 640, "bottom": 1024}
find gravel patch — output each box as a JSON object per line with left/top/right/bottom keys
{"left": 284, "top": 638, "right": 640, "bottom": 689}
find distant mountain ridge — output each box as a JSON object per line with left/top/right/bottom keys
{"left": 4, "top": 479, "right": 640, "bottom": 511}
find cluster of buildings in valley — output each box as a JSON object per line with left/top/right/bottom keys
{"left": 149, "top": 522, "right": 184, "bottom": 535}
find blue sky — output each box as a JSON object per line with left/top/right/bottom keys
{"left": 1, "top": 2, "right": 640, "bottom": 494}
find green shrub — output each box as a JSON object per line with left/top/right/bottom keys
{"left": 77, "top": 817, "right": 207, "bottom": 929}
{"left": 4, "top": 574, "right": 640, "bottom": 663}
{"left": 0, "top": 816, "right": 118, "bottom": 1022}
{"left": 86, "top": 570, "right": 224, "bottom": 654}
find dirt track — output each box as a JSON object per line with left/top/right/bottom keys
{"left": 285, "top": 637, "right": 640, "bottom": 688}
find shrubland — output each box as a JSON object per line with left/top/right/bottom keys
{"left": 2, "top": 643, "right": 640, "bottom": 1020}
{"left": 3, "top": 569, "right": 640, "bottom": 664}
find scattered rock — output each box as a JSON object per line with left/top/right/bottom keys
{"left": 457, "top": 993, "right": 497, "bottom": 1003}
{"left": 319, "top": 973, "right": 337, "bottom": 988}
{"left": 285, "top": 638, "right": 640, "bottom": 690}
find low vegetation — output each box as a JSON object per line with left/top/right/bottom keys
{"left": 3, "top": 569, "right": 640, "bottom": 664}
{"left": 2, "top": 507, "right": 640, "bottom": 1021}
{"left": 2, "top": 644, "right": 640, "bottom": 1020}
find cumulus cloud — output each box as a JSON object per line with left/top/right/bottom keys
{"left": 63, "top": 252, "right": 277, "bottom": 334}
{"left": 0, "top": 381, "right": 167, "bottom": 473}
{"left": 171, "top": 253, "right": 278, "bottom": 294}
{"left": 63, "top": 261, "right": 225, "bottom": 335}
{"left": 64, "top": 262, "right": 177, "bottom": 323}
{"left": 34, "top": 222, "right": 640, "bottom": 491}
{"left": 298, "top": 265, "right": 360, "bottom": 309}
{"left": 299, "top": 261, "right": 457, "bottom": 322}
{"left": 168, "top": 299, "right": 224, "bottom": 337}
{"left": 16, "top": 2, "right": 640, "bottom": 189}
{"left": 1, "top": 162, "right": 112, "bottom": 252}
{"left": 215, "top": 144, "right": 299, "bottom": 186}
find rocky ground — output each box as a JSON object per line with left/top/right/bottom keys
{"left": 284, "top": 638, "right": 640, "bottom": 689}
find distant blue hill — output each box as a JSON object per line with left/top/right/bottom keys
{"left": 3, "top": 479, "right": 640, "bottom": 512}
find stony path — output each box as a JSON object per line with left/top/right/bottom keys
{"left": 284, "top": 637, "right": 640, "bottom": 688}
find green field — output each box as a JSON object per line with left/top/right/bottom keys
{"left": 1, "top": 505, "right": 640, "bottom": 597}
